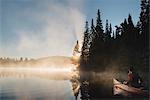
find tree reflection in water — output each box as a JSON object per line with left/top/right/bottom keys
{"left": 1, "top": 68, "right": 148, "bottom": 100}
{"left": 71, "top": 70, "right": 149, "bottom": 100}
{"left": 70, "top": 70, "right": 114, "bottom": 100}
{"left": 0, "top": 67, "right": 113, "bottom": 100}
{"left": 70, "top": 70, "right": 80, "bottom": 100}
{"left": 71, "top": 70, "right": 91, "bottom": 100}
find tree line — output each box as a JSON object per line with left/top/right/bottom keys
{"left": 0, "top": 57, "right": 33, "bottom": 63}
{"left": 80, "top": 0, "right": 149, "bottom": 72}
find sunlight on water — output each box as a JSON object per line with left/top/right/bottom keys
{"left": 0, "top": 77, "right": 75, "bottom": 100}
{"left": 0, "top": 66, "right": 80, "bottom": 100}
{"left": 0, "top": 67, "right": 76, "bottom": 73}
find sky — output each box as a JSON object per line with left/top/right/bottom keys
{"left": 0, "top": 0, "right": 140, "bottom": 58}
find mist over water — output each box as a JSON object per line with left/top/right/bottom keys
{"left": 0, "top": 65, "right": 120, "bottom": 100}
{"left": 0, "top": 77, "right": 74, "bottom": 100}
{"left": 0, "top": 64, "right": 149, "bottom": 100}
{"left": 0, "top": 65, "right": 79, "bottom": 100}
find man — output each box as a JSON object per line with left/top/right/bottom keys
{"left": 126, "top": 67, "right": 142, "bottom": 88}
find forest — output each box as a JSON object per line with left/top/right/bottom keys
{"left": 80, "top": 0, "right": 149, "bottom": 72}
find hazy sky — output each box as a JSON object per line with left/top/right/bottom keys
{"left": 0, "top": 0, "right": 140, "bottom": 58}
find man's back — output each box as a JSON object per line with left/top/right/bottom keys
{"left": 131, "top": 72, "right": 141, "bottom": 88}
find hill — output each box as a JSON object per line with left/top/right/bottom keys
{"left": 0, "top": 56, "right": 75, "bottom": 67}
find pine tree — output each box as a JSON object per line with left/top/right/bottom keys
{"left": 104, "top": 20, "right": 112, "bottom": 41}
{"left": 109, "top": 23, "right": 112, "bottom": 35}
{"left": 108, "top": 23, "right": 112, "bottom": 40}
{"left": 139, "top": 0, "right": 149, "bottom": 70}
{"left": 127, "top": 14, "right": 137, "bottom": 45}
{"left": 128, "top": 14, "right": 134, "bottom": 27}
{"left": 136, "top": 21, "right": 142, "bottom": 34}
{"left": 85, "top": 21, "right": 89, "bottom": 33}
{"left": 89, "top": 19, "right": 95, "bottom": 54}
{"left": 105, "top": 19, "right": 109, "bottom": 34}
{"left": 105, "top": 19, "right": 109, "bottom": 41}
{"left": 140, "top": 0, "right": 149, "bottom": 47}
{"left": 81, "top": 21, "right": 90, "bottom": 65}
{"left": 95, "top": 9, "right": 104, "bottom": 39}
{"left": 115, "top": 25, "right": 121, "bottom": 39}
{"left": 112, "top": 31, "right": 115, "bottom": 39}
{"left": 20, "top": 57, "right": 23, "bottom": 61}
{"left": 120, "top": 19, "right": 128, "bottom": 34}
{"left": 90, "top": 19, "right": 96, "bottom": 38}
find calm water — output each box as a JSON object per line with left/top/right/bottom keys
{"left": 0, "top": 67, "right": 149, "bottom": 100}
{"left": 0, "top": 67, "right": 80, "bottom": 100}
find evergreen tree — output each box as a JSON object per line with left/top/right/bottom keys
{"left": 104, "top": 20, "right": 112, "bottom": 42}
{"left": 136, "top": 21, "right": 142, "bottom": 34}
{"left": 81, "top": 21, "right": 90, "bottom": 65}
{"left": 112, "top": 31, "right": 115, "bottom": 39}
{"left": 119, "top": 18, "right": 128, "bottom": 46}
{"left": 20, "top": 57, "right": 23, "bottom": 61}
{"left": 90, "top": 19, "right": 96, "bottom": 38}
{"left": 139, "top": 0, "right": 149, "bottom": 70}
{"left": 109, "top": 23, "right": 112, "bottom": 35}
{"left": 128, "top": 14, "right": 134, "bottom": 27}
{"left": 105, "top": 19, "right": 109, "bottom": 41}
{"left": 108, "top": 23, "right": 112, "bottom": 40}
{"left": 120, "top": 15, "right": 136, "bottom": 45}
{"left": 105, "top": 19, "right": 109, "bottom": 34}
{"left": 115, "top": 25, "right": 121, "bottom": 39}
{"left": 79, "top": 1, "right": 149, "bottom": 72}
{"left": 95, "top": 9, "right": 104, "bottom": 39}
{"left": 89, "top": 19, "right": 95, "bottom": 59}
{"left": 140, "top": 0, "right": 149, "bottom": 47}
{"left": 85, "top": 21, "right": 89, "bottom": 33}
{"left": 127, "top": 14, "right": 137, "bottom": 45}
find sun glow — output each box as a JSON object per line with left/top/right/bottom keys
{"left": 0, "top": 67, "right": 76, "bottom": 73}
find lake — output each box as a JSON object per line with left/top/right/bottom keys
{"left": 0, "top": 67, "right": 149, "bottom": 100}
{"left": 0, "top": 67, "right": 80, "bottom": 100}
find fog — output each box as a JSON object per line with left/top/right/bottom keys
{"left": 0, "top": 77, "right": 74, "bottom": 100}
{"left": 1, "top": 0, "right": 85, "bottom": 58}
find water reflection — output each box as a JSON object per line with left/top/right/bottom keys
{"left": 79, "top": 72, "right": 113, "bottom": 100}
{"left": 0, "top": 69, "right": 72, "bottom": 80}
{"left": 0, "top": 78, "right": 74, "bottom": 100}
{"left": 0, "top": 68, "right": 148, "bottom": 100}
{"left": 70, "top": 71, "right": 114, "bottom": 100}
{"left": 73, "top": 71, "right": 149, "bottom": 100}
{"left": 70, "top": 70, "right": 80, "bottom": 100}
{"left": 0, "top": 67, "right": 79, "bottom": 100}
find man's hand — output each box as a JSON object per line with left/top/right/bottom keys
{"left": 123, "top": 81, "right": 127, "bottom": 85}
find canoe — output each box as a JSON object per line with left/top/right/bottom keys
{"left": 113, "top": 78, "right": 149, "bottom": 97}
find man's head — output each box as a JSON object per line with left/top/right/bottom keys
{"left": 129, "top": 66, "right": 134, "bottom": 72}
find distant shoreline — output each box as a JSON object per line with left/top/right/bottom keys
{"left": 0, "top": 56, "right": 76, "bottom": 67}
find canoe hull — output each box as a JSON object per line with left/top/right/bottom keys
{"left": 113, "top": 78, "right": 149, "bottom": 97}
